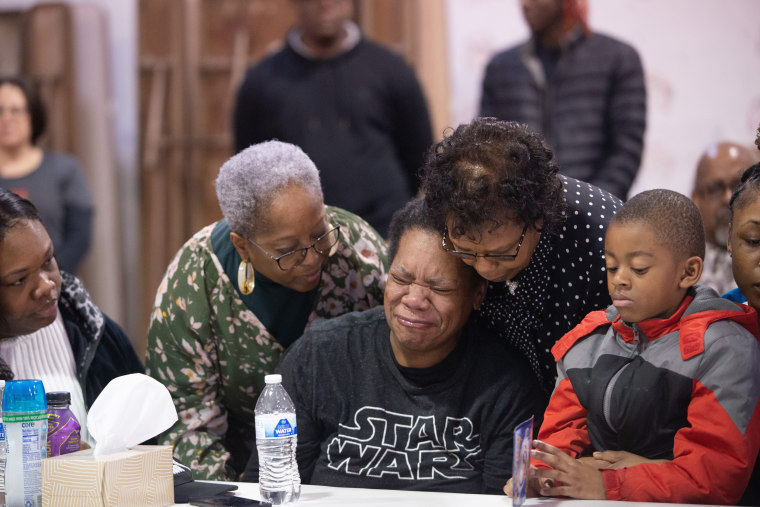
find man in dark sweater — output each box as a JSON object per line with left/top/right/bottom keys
{"left": 233, "top": 0, "right": 433, "bottom": 236}
{"left": 481, "top": 0, "right": 646, "bottom": 200}
{"left": 243, "top": 199, "right": 543, "bottom": 494}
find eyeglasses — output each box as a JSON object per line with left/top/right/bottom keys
{"left": 0, "top": 106, "right": 27, "bottom": 118}
{"left": 441, "top": 224, "right": 528, "bottom": 262}
{"left": 245, "top": 225, "right": 341, "bottom": 271}
{"left": 697, "top": 180, "right": 742, "bottom": 201}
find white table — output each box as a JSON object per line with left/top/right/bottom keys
{"left": 174, "top": 482, "right": 727, "bottom": 507}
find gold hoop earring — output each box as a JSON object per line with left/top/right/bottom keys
{"left": 238, "top": 260, "right": 255, "bottom": 295}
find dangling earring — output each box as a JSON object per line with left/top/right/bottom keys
{"left": 327, "top": 224, "right": 340, "bottom": 257}
{"left": 238, "top": 260, "right": 255, "bottom": 295}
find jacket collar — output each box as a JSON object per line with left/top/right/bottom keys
{"left": 610, "top": 293, "right": 693, "bottom": 344}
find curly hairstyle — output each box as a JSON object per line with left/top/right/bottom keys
{"left": 387, "top": 198, "right": 438, "bottom": 262}
{"left": 611, "top": 189, "right": 705, "bottom": 260}
{"left": 0, "top": 76, "right": 46, "bottom": 145}
{"left": 420, "top": 118, "right": 567, "bottom": 239}
{"left": 387, "top": 197, "right": 479, "bottom": 282}
{"left": 729, "top": 162, "right": 760, "bottom": 223}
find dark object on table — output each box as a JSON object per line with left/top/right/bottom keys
{"left": 190, "top": 496, "right": 272, "bottom": 507}
{"left": 174, "top": 458, "right": 239, "bottom": 502}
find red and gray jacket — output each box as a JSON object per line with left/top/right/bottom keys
{"left": 537, "top": 285, "right": 760, "bottom": 504}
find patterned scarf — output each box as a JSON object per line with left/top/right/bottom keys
{"left": 475, "top": 233, "right": 555, "bottom": 392}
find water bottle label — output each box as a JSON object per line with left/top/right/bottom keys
{"left": 255, "top": 413, "right": 297, "bottom": 439}
{"left": 5, "top": 417, "right": 46, "bottom": 507}
{"left": 4, "top": 409, "right": 47, "bottom": 423}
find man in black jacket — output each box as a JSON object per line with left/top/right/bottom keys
{"left": 481, "top": 0, "right": 646, "bottom": 200}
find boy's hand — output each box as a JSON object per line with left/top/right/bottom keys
{"left": 503, "top": 467, "right": 551, "bottom": 498}
{"left": 530, "top": 440, "right": 606, "bottom": 500}
{"left": 590, "top": 450, "right": 670, "bottom": 469}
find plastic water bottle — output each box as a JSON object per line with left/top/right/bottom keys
{"left": 255, "top": 374, "right": 300, "bottom": 505}
{"left": 46, "top": 391, "right": 81, "bottom": 457}
{"left": 0, "top": 379, "right": 6, "bottom": 505}
{"left": 3, "top": 379, "right": 47, "bottom": 507}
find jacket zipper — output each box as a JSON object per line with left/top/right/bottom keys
{"left": 603, "top": 363, "right": 629, "bottom": 433}
{"left": 603, "top": 327, "right": 642, "bottom": 432}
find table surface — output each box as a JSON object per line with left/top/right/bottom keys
{"left": 173, "top": 482, "right": 728, "bottom": 507}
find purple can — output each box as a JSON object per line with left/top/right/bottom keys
{"left": 46, "top": 391, "right": 81, "bottom": 457}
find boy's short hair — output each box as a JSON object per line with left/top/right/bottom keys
{"left": 611, "top": 189, "right": 705, "bottom": 260}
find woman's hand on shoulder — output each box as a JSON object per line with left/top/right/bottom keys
{"left": 588, "top": 450, "right": 670, "bottom": 470}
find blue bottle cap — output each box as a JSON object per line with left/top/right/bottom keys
{"left": 2, "top": 379, "right": 47, "bottom": 413}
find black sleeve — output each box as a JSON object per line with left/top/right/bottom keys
{"left": 242, "top": 437, "right": 260, "bottom": 481}
{"left": 279, "top": 334, "right": 322, "bottom": 484}
{"left": 589, "top": 45, "right": 646, "bottom": 199}
{"left": 389, "top": 61, "right": 433, "bottom": 196}
{"left": 481, "top": 351, "right": 548, "bottom": 494}
{"left": 56, "top": 206, "right": 93, "bottom": 273}
{"left": 479, "top": 58, "right": 499, "bottom": 118}
{"left": 84, "top": 314, "right": 145, "bottom": 408}
{"left": 233, "top": 68, "right": 271, "bottom": 154}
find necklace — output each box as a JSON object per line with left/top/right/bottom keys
{"left": 505, "top": 279, "right": 519, "bottom": 295}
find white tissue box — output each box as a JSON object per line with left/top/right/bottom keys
{"left": 41, "top": 444, "right": 174, "bottom": 507}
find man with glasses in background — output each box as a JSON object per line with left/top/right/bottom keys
{"left": 691, "top": 141, "right": 759, "bottom": 295}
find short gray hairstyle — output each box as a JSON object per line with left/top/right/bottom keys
{"left": 215, "top": 140, "right": 323, "bottom": 237}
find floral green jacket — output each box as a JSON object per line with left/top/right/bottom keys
{"left": 146, "top": 206, "right": 388, "bottom": 480}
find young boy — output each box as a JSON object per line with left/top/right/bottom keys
{"left": 509, "top": 189, "right": 760, "bottom": 504}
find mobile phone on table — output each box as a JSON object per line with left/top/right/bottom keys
{"left": 189, "top": 496, "right": 272, "bottom": 507}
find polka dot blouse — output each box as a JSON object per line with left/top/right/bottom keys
{"left": 475, "top": 176, "right": 623, "bottom": 394}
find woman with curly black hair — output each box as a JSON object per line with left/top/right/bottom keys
{"left": 421, "top": 118, "right": 622, "bottom": 394}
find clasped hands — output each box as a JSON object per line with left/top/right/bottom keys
{"left": 504, "top": 440, "right": 669, "bottom": 500}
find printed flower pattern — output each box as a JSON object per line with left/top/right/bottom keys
{"left": 145, "top": 206, "right": 388, "bottom": 480}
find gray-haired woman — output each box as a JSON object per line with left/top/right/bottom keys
{"left": 146, "top": 140, "right": 388, "bottom": 481}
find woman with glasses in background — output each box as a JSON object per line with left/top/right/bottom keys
{"left": 421, "top": 118, "right": 622, "bottom": 399}
{"left": 146, "top": 140, "right": 388, "bottom": 481}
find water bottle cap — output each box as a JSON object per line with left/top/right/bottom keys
{"left": 264, "top": 374, "right": 282, "bottom": 384}
{"left": 2, "top": 379, "right": 47, "bottom": 413}
{"left": 46, "top": 391, "right": 72, "bottom": 405}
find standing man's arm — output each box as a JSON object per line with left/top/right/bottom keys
{"left": 233, "top": 69, "right": 271, "bottom": 154}
{"left": 480, "top": 57, "right": 503, "bottom": 119}
{"left": 390, "top": 62, "right": 433, "bottom": 196}
{"left": 591, "top": 44, "right": 646, "bottom": 199}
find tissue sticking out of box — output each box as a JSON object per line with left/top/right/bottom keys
{"left": 88, "top": 373, "right": 178, "bottom": 456}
